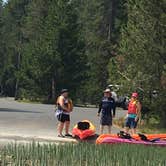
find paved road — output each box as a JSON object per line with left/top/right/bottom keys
{"left": 0, "top": 98, "right": 126, "bottom": 141}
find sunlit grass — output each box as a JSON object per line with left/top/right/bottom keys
{"left": 0, "top": 142, "right": 165, "bottom": 166}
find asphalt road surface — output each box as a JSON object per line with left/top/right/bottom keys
{"left": 0, "top": 98, "right": 126, "bottom": 141}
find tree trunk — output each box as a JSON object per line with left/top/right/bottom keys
{"left": 51, "top": 77, "right": 55, "bottom": 99}
{"left": 107, "top": 0, "right": 116, "bottom": 41}
{"left": 14, "top": 51, "right": 21, "bottom": 100}
{"left": 14, "top": 79, "right": 19, "bottom": 100}
{"left": 0, "top": 83, "right": 3, "bottom": 96}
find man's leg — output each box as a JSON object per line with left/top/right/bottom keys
{"left": 131, "top": 128, "right": 136, "bottom": 135}
{"left": 58, "top": 122, "right": 64, "bottom": 136}
{"left": 124, "top": 117, "right": 130, "bottom": 134}
{"left": 108, "top": 125, "right": 111, "bottom": 134}
{"left": 65, "top": 121, "right": 70, "bottom": 135}
{"left": 131, "top": 119, "right": 137, "bottom": 135}
{"left": 124, "top": 127, "right": 129, "bottom": 133}
{"left": 100, "top": 125, "right": 104, "bottom": 134}
{"left": 64, "top": 114, "right": 71, "bottom": 136}
{"left": 131, "top": 119, "right": 139, "bottom": 134}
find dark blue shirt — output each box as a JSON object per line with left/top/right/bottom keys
{"left": 98, "top": 97, "right": 116, "bottom": 117}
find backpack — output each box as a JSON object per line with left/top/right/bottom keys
{"left": 117, "top": 131, "right": 132, "bottom": 139}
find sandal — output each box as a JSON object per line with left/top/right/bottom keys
{"left": 65, "top": 134, "right": 73, "bottom": 137}
{"left": 58, "top": 134, "right": 65, "bottom": 138}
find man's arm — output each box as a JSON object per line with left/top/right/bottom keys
{"left": 112, "top": 99, "right": 116, "bottom": 117}
{"left": 136, "top": 101, "right": 142, "bottom": 121}
{"left": 97, "top": 101, "right": 102, "bottom": 116}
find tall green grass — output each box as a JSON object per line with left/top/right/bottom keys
{"left": 0, "top": 143, "right": 165, "bottom": 166}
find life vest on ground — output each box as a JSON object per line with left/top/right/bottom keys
{"left": 72, "top": 120, "right": 95, "bottom": 139}
{"left": 128, "top": 100, "right": 137, "bottom": 114}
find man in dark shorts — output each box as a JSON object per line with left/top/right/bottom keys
{"left": 97, "top": 89, "right": 116, "bottom": 134}
{"left": 56, "top": 89, "right": 73, "bottom": 137}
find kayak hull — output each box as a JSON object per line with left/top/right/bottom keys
{"left": 96, "top": 134, "right": 166, "bottom": 146}
{"left": 100, "top": 137, "right": 166, "bottom": 146}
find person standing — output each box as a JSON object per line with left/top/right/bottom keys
{"left": 124, "top": 92, "right": 141, "bottom": 135}
{"left": 56, "top": 89, "right": 73, "bottom": 137}
{"left": 97, "top": 89, "right": 116, "bottom": 134}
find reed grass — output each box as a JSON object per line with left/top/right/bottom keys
{"left": 0, "top": 142, "right": 165, "bottom": 166}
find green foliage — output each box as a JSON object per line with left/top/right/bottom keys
{"left": 0, "top": 0, "right": 165, "bottom": 125}
{"left": 117, "top": 0, "right": 166, "bottom": 126}
{"left": 0, "top": 0, "right": 87, "bottom": 100}
{"left": 0, "top": 0, "right": 30, "bottom": 97}
{"left": 0, "top": 143, "right": 166, "bottom": 165}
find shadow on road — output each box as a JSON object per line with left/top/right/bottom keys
{"left": 0, "top": 108, "right": 42, "bottom": 114}
{"left": 73, "top": 134, "right": 99, "bottom": 143}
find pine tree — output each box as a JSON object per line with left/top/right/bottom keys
{"left": 0, "top": 0, "right": 30, "bottom": 97}
{"left": 120, "top": 0, "right": 166, "bottom": 126}
{"left": 20, "top": 0, "right": 87, "bottom": 100}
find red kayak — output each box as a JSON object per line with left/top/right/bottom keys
{"left": 96, "top": 133, "right": 166, "bottom": 144}
{"left": 96, "top": 133, "right": 166, "bottom": 146}
{"left": 97, "top": 137, "right": 166, "bottom": 146}
{"left": 72, "top": 120, "right": 95, "bottom": 140}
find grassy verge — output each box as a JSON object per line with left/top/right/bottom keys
{"left": 114, "top": 117, "right": 166, "bottom": 134}
{"left": 0, "top": 143, "right": 165, "bottom": 166}
{"left": 139, "top": 124, "right": 166, "bottom": 134}
{"left": 17, "top": 99, "right": 43, "bottom": 104}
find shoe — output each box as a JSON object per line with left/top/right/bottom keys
{"left": 65, "top": 134, "right": 73, "bottom": 137}
{"left": 58, "top": 134, "right": 65, "bottom": 138}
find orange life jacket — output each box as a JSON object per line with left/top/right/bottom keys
{"left": 128, "top": 100, "right": 137, "bottom": 114}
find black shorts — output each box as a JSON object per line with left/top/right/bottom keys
{"left": 57, "top": 113, "right": 70, "bottom": 123}
{"left": 100, "top": 115, "right": 112, "bottom": 126}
